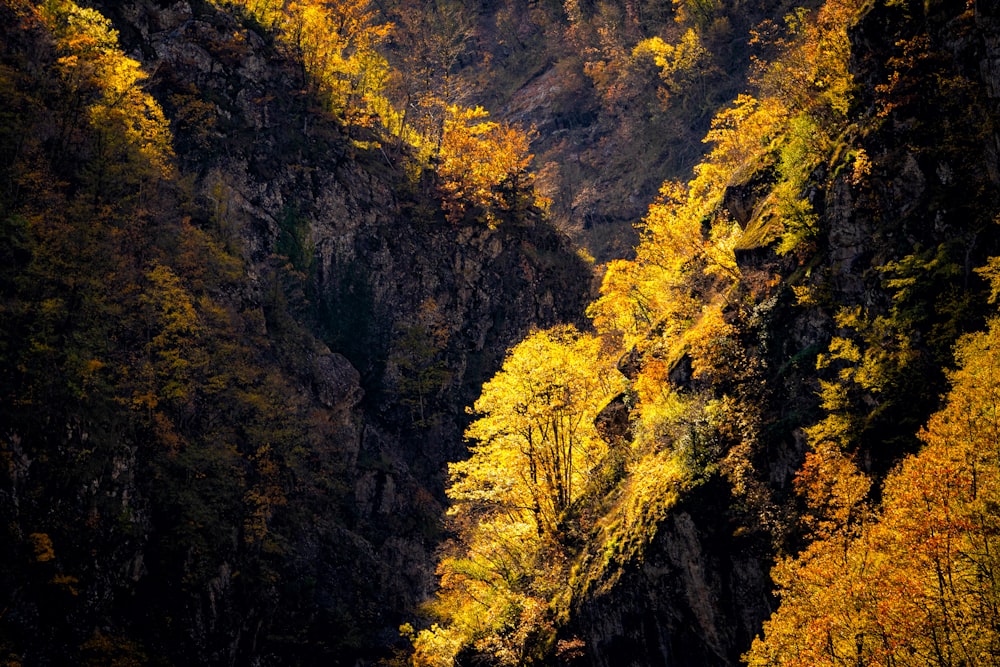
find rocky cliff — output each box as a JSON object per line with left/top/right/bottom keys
{"left": 0, "top": 1, "right": 590, "bottom": 663}
{"left": 569, "top": 1, "right": 1000, "bottom": 665}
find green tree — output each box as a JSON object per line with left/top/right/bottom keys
{"left": 390, "top": 298, "right": 453, "bottom": 427}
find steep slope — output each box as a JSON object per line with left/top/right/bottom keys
{"left": 574, "top": 1, "right": 1000, "bottom": 665}
{"left": 411, "top": 0, "right": 1000, "bottom": 665}
{"left": 0, "top": 1, "right": 590, "bottom": 664}
{"left": 380, "top": 0, "right": 817, "bottom": 261}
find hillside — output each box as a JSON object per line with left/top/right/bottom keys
{"left": 3, "top": 1, "right": 1000, "bottom": 666}
{"left": 410, "top": 0, "right": 1000, "bottom": 664}
{"left": 380, "top": 0, "right": 817, "bottom": 261}
{"left": 0, "top": 1, "right": 588, "bottom": 663}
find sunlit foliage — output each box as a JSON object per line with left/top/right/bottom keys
{"left": 586, "top": 177, "right": 739, "bottom": 357}
{"left": 220, "top": 0, "right": 391, "bottom": 124}
{"left": 455, "top": 326, "right": 625, "bottom": 537}
{"left": 747, "top": 316, "right": 1000, "bottom": 666}
{"left": 438, "top": 105, "right": 536, "bottom": 226}
{"left": 418, "top": 0, "right": 892, "bottom": 661}
{"left": 41, "top": 0, "right": 175, "bottom": 194}
{"left": 632, "top": 29, "right": 714, "bottom": 103}
{"left": 583, "top": 0, "right": 867, "bottom": 349}
{"left": 220, "top": 0, "right": 539, "bottom": 228}
{"left": 694, "top": 0, "right": 866, "bottom": 255}
{"left": 412, "top": 326, "right": 624, "bottom": 664}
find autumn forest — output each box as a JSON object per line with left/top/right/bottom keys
{"left": 2, "top": 0, "right": 1000, "bottom": 665}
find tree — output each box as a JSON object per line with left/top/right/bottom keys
{"left": 229, "top": 0, "right": 392, "bottom": 125}
{"left": 43, "top": 0, "right": 175, "bottom": 204}
{"left": 383, "top": 0, "right": 474, "bottom": 143}
{"left": 437, "top": 105, "right": 535, "bottom": 225}
{"left": 389, "top": 298, "right": 453, "bottom": 427}
{"left": 412, "top": 326, "right": 624, "bottom": 665}
{"left": 453, "top": 325, "right": 625, "bottom": 538}
{"left": 632, "top": 29, "right": 714, "bottom": 105}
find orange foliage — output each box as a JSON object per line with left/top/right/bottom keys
{"left": 747, "top": 318, "right": 1000, "bottom": 666}
{"left": 438, "top": 105, "right": 535, "bottom": 225}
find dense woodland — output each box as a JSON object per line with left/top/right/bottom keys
{"left": 3, "top": 0, "right": 1000, "bottom": 665}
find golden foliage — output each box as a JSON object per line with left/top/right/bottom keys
{"left": 437, "top": 105, "right": 535, "bottom": 226}
{"left": 587, "top": 259, "right": 658, "bottom": 342}
{"left": 42, "top": 0, "right": 175, "bottom": 182}
{"left": 588, "top": 178, "right": 739, "bottom": 359}
{"left": 139, "top": 263, "right": 206, "bottom": 407}
{"left": 586, "top": 444, "right": 688, "bottom": 583}
{"left": 696, "top": 94, "right": 787, "bottom": 201}
{"left": 413, "top": 0, "right": 901, "bottom": 662}
{"left": 221, "top": 0, "right": 543, "bottom": 227}
{"left": 632, "top": 29, "right": 713, "bottom": 100}
{"left": 413, "top": 326, "right": 624, "bottom": 664}
{"left": 219, "top": 0, "right": 391, "bottom": 123}
{"left": 747, "top": 317, "right": 1000, "bottom": 666}
{"left": 456, "top": 325, "right": 625, "bottom": 535}
{"left": 29, "top": 532, "right": 55, "bottom": 562}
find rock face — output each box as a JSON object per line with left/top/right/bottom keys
{"left": 0, "top": 2, "right": 590, "bottom": 664}
{"left": 105, "top": 0, "right": 590, "bottom": 389}
{"left": 127, "top": 4, "right": 590, "bottom": 660}
{"left": 577, "top": 478, "right": 773, "bottom": 667}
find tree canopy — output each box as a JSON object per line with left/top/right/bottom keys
{"left": 412, "top": 325, "right": 624, "bottom": 665}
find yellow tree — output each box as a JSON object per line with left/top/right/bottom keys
{"left": 43, "top": 0, "right": 175, "bottom": 201}
{"left": 413, "top": 326, "right": 624, "bottom": 666}
{"left": 587, "top": 259, "right": 658, "bottom": 345}
{"left": 632, "top": 28, "right": 714, "bottom": 104}
{"left": 283, "top": 0, "right": 391, "bottom": 119}
{"left": 453, "top": 325, "right": 625, "bottom": 538}
{"left": 383, "top": 0, "right": 474, "bottom": 143}
{"left": 437, "top": 105, "right": 535, "bottom": 225}
{"left": 222, "top": 0, "right": 391, "bottom": 123}
{"left": 587, "top": 178, "right": 736, "bottom": 359}
{"left": 747, "top": 317, "right": 1000, "bottom": 666}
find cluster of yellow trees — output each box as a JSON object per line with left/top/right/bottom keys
{"left": 747, "top": 316, "right": 1000, "bottom": 666}
{"left": 43, "top": 0, "right": 175, "bottom": 195}
{"left": 409, "top": 0, "right": 862, "bottom": 659}
{"left": 406, "top": 0, "right": 1000, "bottom": 664}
